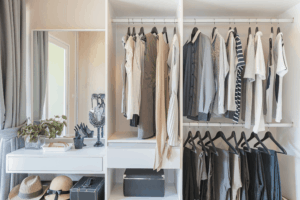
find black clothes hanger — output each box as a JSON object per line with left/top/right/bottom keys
{"left": 253, "top": 131, "right": 287, "bottom": 154}
{"left": 127, "top": 27, "right": 131, "bottom": 36}
{"left": 271, "top": 27, "right": 274, "bottom": 34}
{"left": 212, "top": 27, "right": 217, "bottom": 38}
{"left": 183, "top": 131, "right": 196, "bottom": 151}
{"left": 227, "top": 130, "right": 239, "bottom": 151}
{"left": 255, "top": 27, "right": 259, "bottom": 33}
{"left": 162, "top": 27, "right": 169, "bottom": 44}
{"left": 241, "top": 132, "right": 271, "bottom": 154}
{"left": 247, "top": 27, "right": 251, "bottom": 45}
{"left": 205, "top": 131, "right": 239, "bottom": 155}
{"left": 174, "top": 27, "right": 176, "bottom": 35}
{"left": 277, "top": 27, "right": 281, "bottom": 34}
{"left": 191, "top": 27, "right": 198, "bottom": 40}
{"left": 234, "top": 27, "right": 238, "bottom": 36}
{"left": 132, "top": 27, "right": 136, "bottom": 36}
{"left": 191, "top": 131, "right": 208, "bottom": 156}
{"left": 237, "top": 131, "right": 251, "bottom": 153}
{"left": 198, "top": 130, "right": 218, "bottom": 156}
{"left": 151, "top": 27, "right": 158, "bottom": 35}
{"left": 139, "top": 27, "right": 144, "bottom": 36}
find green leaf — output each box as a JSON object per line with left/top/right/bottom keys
{"left": 62, "top": 115, "right": 67, "bottom": 120}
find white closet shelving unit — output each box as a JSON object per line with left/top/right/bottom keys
{"left": 105, "top": 0, "right": 183, "bottom": 199}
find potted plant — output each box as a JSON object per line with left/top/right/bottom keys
{"left": 18, "top": 115, "right": 67, "bottom": 149}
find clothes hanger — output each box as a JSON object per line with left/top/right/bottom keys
{"left": 212, "top": 27, "right": 217, "bottom": 38}
{"left": 198, "top": 124, "right": 218, "bottom": 156}
{"left": 151, "top": 27, "right": 158, "bottom": 35}
{"left": 237, "top": 131, "right": 251, "bottom": 153}
{"left": 162, "top": 26, "right": 169, "bottom": 44}
{"left": 205, "top": 130, "right": 239, "bottom": 155}
{"left": 174, "top": 27, "right": 176, "bottom": 35}
{"left": 191, "top": 123, "right": 208, "bottom": 156}
{"left": 132, "top": 27, "right": 136, "bottom": 36}
{"left": 226, "top": 127, "right": 239, "bottom": 151}
{"left": 183, "top": 131, "right": 196, "bottom": 151}
{"left": 234, "top": 27, "right": 238, "bottom": 36}
{"left": 247, "top": 27, "right": 251, "bottom": 45}
{"left": 253, "top": 127, "right": 287, "bottom": 154}
{"left": 277, "top": 27, "right": 281, "bottom": 35}
{"left": 127, "top": 27, "right": 131, "bottom": 37}
{"left": 191, "top": 27, "right": 198, "bottom": 41}
{"left": 139, "top": 27, "right": 144, "bottom": 36}
{"left": 241, "top": 132, "right": 271, "bottom": 154}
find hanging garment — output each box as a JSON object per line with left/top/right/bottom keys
{"left": 124, "top": 36, "right": 135, "bottom": 120}
{"left": 211, "top": 28, "right": 229, "bottom": 116}
{"left": 183, "top": 147, "right": 200, "bottom": 200}
{"left": 229, "top": 150, "right": 242, "bottom": 200}
{"left": 154, "top": 32, "right": 169, "bottom": 171}
{"left": 167, "top": 34, "right": 180, "bottom": 148}
{"left": 183, "top": 30, "right": 215, "bottom": 121}
{"left": 246, "top": 149, "right": 268, "bottom": 200}
{"left": 265, "top": 33, "right": 275, "bottom": 122}
{"left": 253, "top": 31, "right": 266, "bottom": 133}
{"left": 233, "top": 34, "right": 246, "bottom": 123}
{"left": 121, "top": 35, "right": 129, "bottom": 117}
{"left": 239, "top": 149, "right": 250, "bottom": 200}
{"left": 211, "top": 147, "right": 231, "bottom": 200}
{"left": 273, "top": 32, "right": 288, "bottom": 122}
{"left": 204, "top": 147, "right": 214, "bottom": 200}
{"left": 138, "top": 33, "right": 157, "bottom": 139}
{"left": 225, "top": 29, "right": 237, "bottom": 119}
{"left": 259, "top": 149, "right": 282, "bottom": 200}
{"left": 241, "top": 34, "right": 255, "bottom": 128}
{"left": 130, "top": 34, "right": 145, "bottom": 127}
{"left": 195, "top": 148, "right": 208, "bottom": 197}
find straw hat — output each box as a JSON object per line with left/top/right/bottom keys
{"left": 8, "top": 176, "right": 49, "bottom": 200}
{"left": 45, "top": 176, "right": 73, "bottom": 200}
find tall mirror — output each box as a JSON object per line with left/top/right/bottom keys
{"left": 32, "top": 30, "right": 105, "bottom": 141}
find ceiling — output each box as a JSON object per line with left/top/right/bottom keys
{"left": 184, "top": 0, "right": 300, "bottom": 17}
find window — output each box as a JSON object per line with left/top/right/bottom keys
{"left": 44, "top": 35, "right": 69, "bottom": 135}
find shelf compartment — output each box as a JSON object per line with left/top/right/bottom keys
{"left": 108, "top": 132, "right": 156, "bottom": 144}
{"left": 109, "top": 183, "right": 178, "bottom": 200}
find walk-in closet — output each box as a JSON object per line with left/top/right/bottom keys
{"left": 2, "top": 0, "right": 300, "bottom": 200}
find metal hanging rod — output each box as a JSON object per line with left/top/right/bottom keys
{"left": 112, "top": 18, "right": 178, "bottom": 23}
{"left": 112, "top": 18, "right": 294, "bottom": 24}
{"left": 184, "top": 18, "right": 294, "bottom": 23}
{"left": 183, "top": 122, "right": 293, "bottom": 128}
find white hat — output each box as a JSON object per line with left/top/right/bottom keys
{"left": 8, "top": 176, "right": 49, "bottom": 200}
{"left": 45, "top": 176, "right": 73, "bottom": 200}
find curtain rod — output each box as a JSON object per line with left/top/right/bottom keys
{"left": 112, "top": 18, "right": 294, "bottom": 24}
{"left": 183, "top": 122, "right": 293, "bottom": 128}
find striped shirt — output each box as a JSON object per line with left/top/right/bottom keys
{"left": 233, "top": 34, "right": 246, "bottom": 123}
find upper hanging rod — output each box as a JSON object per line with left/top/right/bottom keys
{"left": 183, "top": 122, "right": 293, "bottom": 128}
{"left": 184, "top": 18, "right": 294, "bottom": 23}
{"left": 112, "top": 18, "right": 178, "bottom": 23}
{"left": 112, "top": 18, "right": 294, "bottom": 24}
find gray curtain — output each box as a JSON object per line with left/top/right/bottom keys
{"left": 0, "top": 0, "right": 28, "bottom": 199}
{"left": 33, "top": 31, "right": 48, "bottom": 121}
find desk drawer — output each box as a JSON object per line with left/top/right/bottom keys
{"left": 107, "top": 146, "right": 180, "bottom": 169}
{"left": 6, "top": 156, "right": 103, "bottom": 173}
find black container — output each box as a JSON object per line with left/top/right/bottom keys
{"left": 70, "top": 177, "right": 105, "bottom": 200}
{"left": 123, "top": 169, "right": 165, "bottom": 197}
{"left": 73, "top": 138, "right": 84, "bottom": 149}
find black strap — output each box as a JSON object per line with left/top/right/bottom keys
{"left": 47, "top": 189, "right": 70, "bottom": 200}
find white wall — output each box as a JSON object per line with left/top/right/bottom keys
{"left": 277, "top": 3, "right": 300, "bottom": 200}
{"left": 78, "top": 31, "right": 106, "bottom": 136}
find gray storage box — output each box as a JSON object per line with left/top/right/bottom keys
{"left": 123, "top": 169, "right": 165, "bottom": 197}
{"left": 70, "top": 177, "right": 104, "bottom": 200}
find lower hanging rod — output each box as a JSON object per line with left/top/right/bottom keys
{"left": 183, "top": 122, "right": 293, "bottom": 128}
{"left": 112, "top": 18, "right": 178, "bottom": 24}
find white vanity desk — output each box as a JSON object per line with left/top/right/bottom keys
{"left": 6, "top": 139, "right": 106, "bottom": 174}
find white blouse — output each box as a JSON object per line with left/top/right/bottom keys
{"left": 167, "top": 34, "right": 180, "bottom": 147}
{"left": 124, "top": 36, "right": 135, "bottom": 120}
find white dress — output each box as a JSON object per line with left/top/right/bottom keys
{"left": 253, "top": 31, "right": 266, "bottom": 133}
{"left": 273, "top": 32, "right": 288, "bottom": 122}
{"left": 167, "top": 34, "right": 179, "bottom": 148}
{"left": 124, "top": 36, "right": 135, "bottom": 120}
